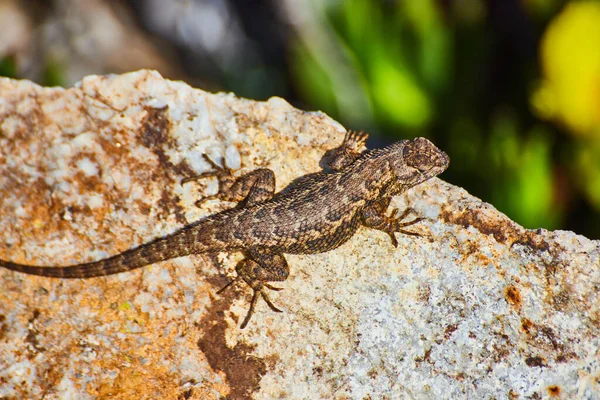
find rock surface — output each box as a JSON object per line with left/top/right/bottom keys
{"left": 0, "top": 70, "right": 599, "bottom": 399}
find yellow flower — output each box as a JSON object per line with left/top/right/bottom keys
{"left": 532, "top": 2, "right": 600, "bottom": 137}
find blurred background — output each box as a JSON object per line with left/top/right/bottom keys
{"left": 1, "top": 0, "right": 599, "bottom": 238}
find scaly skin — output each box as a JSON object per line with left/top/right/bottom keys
{"left": 0, "top": 131, "right": 449, "bottom": 328}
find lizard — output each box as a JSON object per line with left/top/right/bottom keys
{"left": 0, "top": 131, "right": 449, "bottom": 328}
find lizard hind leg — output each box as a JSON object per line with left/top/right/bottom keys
{"left": 219, "top": 249, "right": 289, "bottom": 328}
{"left": 182, "top": 154, "right": 237, "bottom": 207}
{"left": 183, "top": 154, "right": 276, "bottom": 208}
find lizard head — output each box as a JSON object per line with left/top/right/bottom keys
{"left": 390, "top": 137, "right": 449, "bottom": 187}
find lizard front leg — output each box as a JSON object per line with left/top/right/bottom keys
{"left": 361, "top": 197, "right": 424, "bottom": 247}
{"left": 220, "top": 248, "right": 289, "bottom": 328}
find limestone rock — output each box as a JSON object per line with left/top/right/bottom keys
{"left": 0, "top": 70, "right": 598, "bottom": 399}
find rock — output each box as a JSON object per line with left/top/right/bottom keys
{"left": 0, "top": 70, "right": 598, "bottom": 399}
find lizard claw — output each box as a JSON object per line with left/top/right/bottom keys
{"left": 259, "top": 290, "right": 283, "bottom": 313}
{"left": 387, "top": 232, "right": 399, "bottom": 248}
{"left": 264, "top": 283, "right": 283, "bottom": 291}
{"left": 182, "top": 154, "right": 236, "bottom": 208}
{"left": 343, "top": 130, "right": 369, "bottom": 151}
{"left": 240, "top": 285, "right": 283, "bottom": 329}
{"left": 181, "top": 171, "right": 219, "bottom": 184}
{"left": 215, "top": 274, "right": 283, "bottom": 329}
{"left": 385, "top": 208, "right": 425, "bottom": 245}
{"left": 390, "top": 207, "right": 423, "bottom": 228}
{"left": 219, "top": 259, "right": 285, "bottom": 329}
{"left": 182, "top": 154, "right": 233, "bottom": 185}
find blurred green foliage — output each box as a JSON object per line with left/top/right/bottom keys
{"left": 41, "top": 57, "right": 67, "bottom": 88}
{"left": 0, "top": 55, "right": 17, "bottom": 78}
{"left": 290, "top": 0, "right": 600, "bottom": 238}
{"left": 0, "top": 55, "right": 66, "bottom": 87}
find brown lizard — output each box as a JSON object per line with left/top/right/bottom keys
{"left": 0, "top": 131, "right": 449, "bottom": 328}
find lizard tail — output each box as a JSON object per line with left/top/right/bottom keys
{"left": 0, "top": 230, "right": 203, "bottom": 279}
